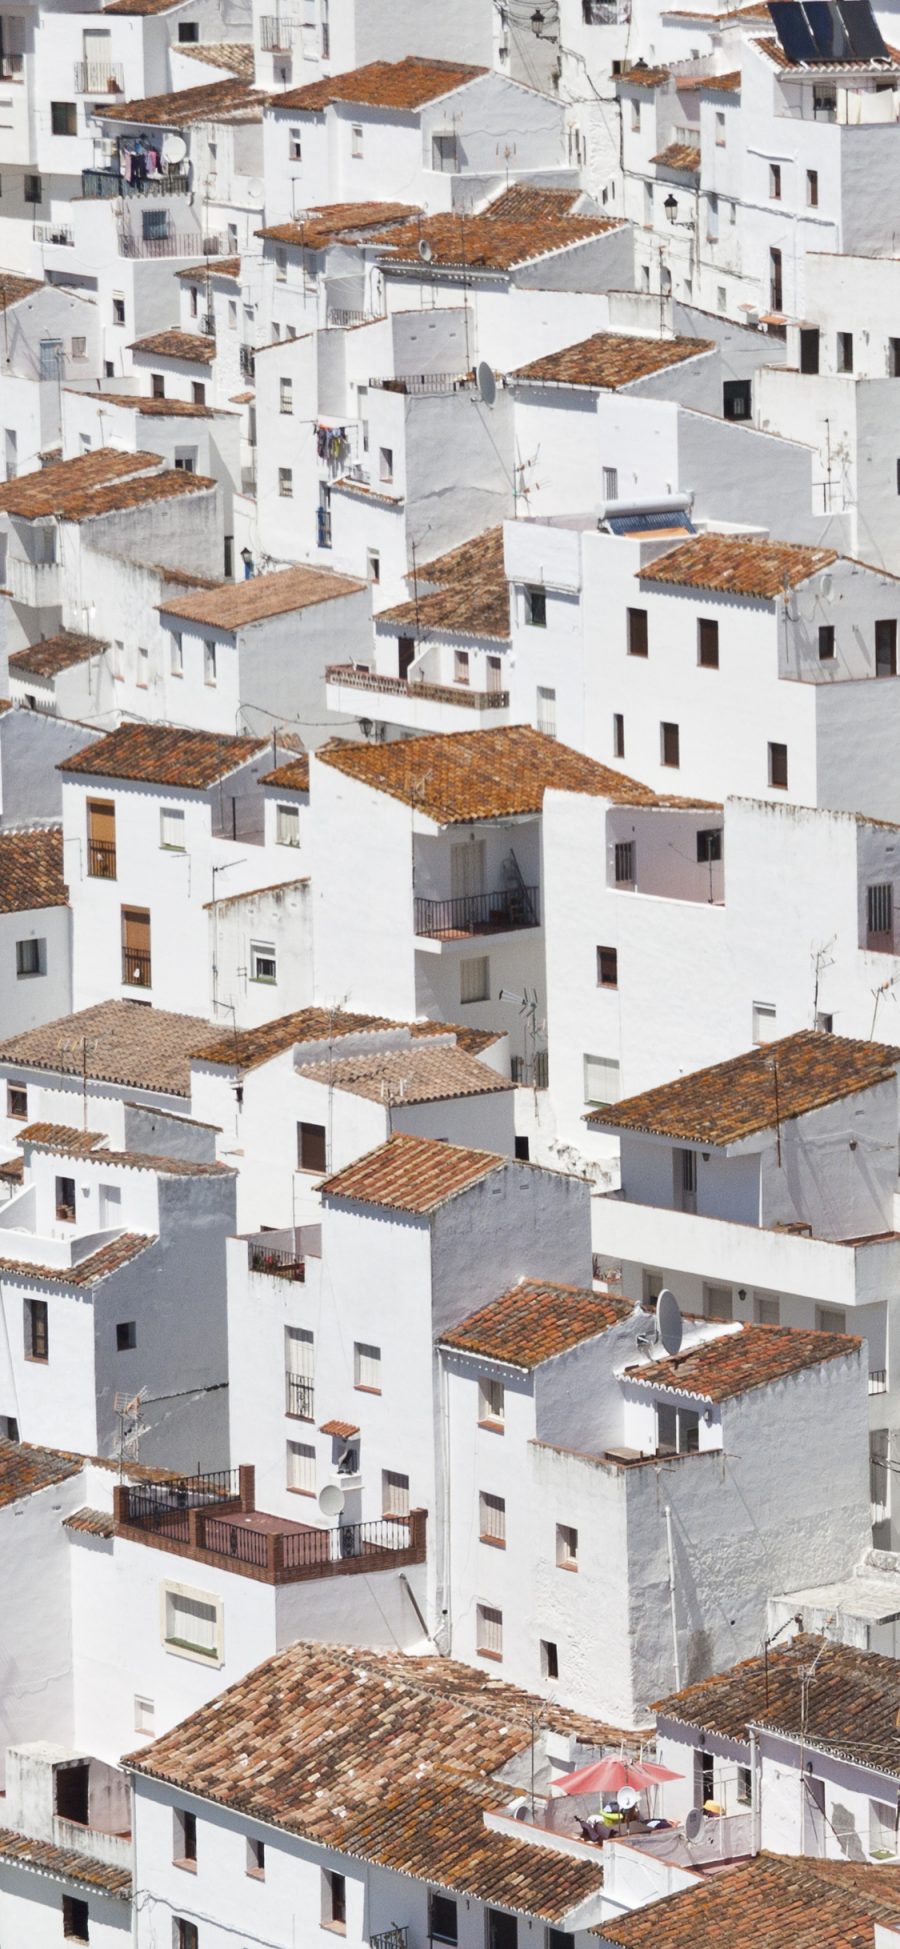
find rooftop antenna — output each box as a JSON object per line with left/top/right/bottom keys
{"left": 115, "top": 1386, "right": 148, "bottom": 1477}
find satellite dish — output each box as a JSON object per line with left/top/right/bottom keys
{"left": 617, "top": 1787, "right": 639, "bottom": 1811}
{"left": 318, "top": 1482, "right": 345, "bottom": 1519}
{"left": 657, "top": 1287, "right": 683, "bottom": 1357}
{"left": 477, "top": 360, "right": 496, "bottom": 408}
{"left": 162, "top": 132, "right": 187, "bottom": 165}
{"left": 247, "top": 177, "right": 264, "bottom": 202}
{"left": 418, "top": 238, "right": 434, "bottom": 263}
{"left": 684, "top": 1805, "right": 704, "bottom": 1842}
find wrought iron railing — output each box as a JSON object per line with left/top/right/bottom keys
{"left": 260, "top": 14, "right": 295, "bottom": 46}
{"left": 88, "top": 839, "right": 117, "bottom": 880}
{"left": 371, "top": 371, "right": 475, "bottom": 395}
{"left": 74, "top": 60, "right": 124, "bottom": 91}
{"left": 414, "top": 887, "right": 539, "bottom": 939}
{"left": 126, "top": 1470, "right": 239, "bottom": 1544}
{"left": 286, "top": 1373, "right": 314, "bottom": 1417}
{"left": 511, "top": 1050, "right": 549, "bottom": 1088}
{"left": 280, "top": 1516, "right": 418, "bottom": 1575}
{"left": 372, "top": 1929, "right": 408, "bottom": 1949}
{"left": 122, "top": 945, "right": 151, "bottom": 988}
{"left": 33, "top": 221, "right": 74, "bottom": 246}
{"left": 326, "top": 663, "right": 508, "bottom": 712}
{"left": 249, "top": 1241, "right": 305, "bottom": 1280}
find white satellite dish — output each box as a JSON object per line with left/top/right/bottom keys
{"left": 617, "top": 1787, "right": 639, "bottom": 1811}
{"left": 684, "top": 1805, "right": 704, "bottom": 1842}
{"left": 247, "top": 177, "right": 264, "bottom": 202}
{"left": 477, "top": 360, "right": 496, "bottom": 408}
{"left": 418, "top": 238, "right": 434, "bottom": 263}
{"left": 318, "top": 1481, "right": 345, "bottom": 1519}
{"left": 162, "top": 132, "right": 187, "bottom": 166}
{"left": 657, "top": 1287, "right": 683, "bottom": 1357}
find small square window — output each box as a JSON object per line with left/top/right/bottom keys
{"left": 460, "top": 955, "right": 489, "bottom": 1004}
{"left": 477, "top": 1601, "right": 503, "bottom": 1660}
{"left": 354, "top": 1341, "right": 381, "bottom": 1391}
{"left": 116, "top": 1321, "right": 136, "bottom": 1351}
{"left": 753, "top": 1001, "right": 777, "bottom": 1043}
{"left": 71, "top": 336, "right": 87, "bottom": 361}
{"left": 278, "top": 466, "right": 293, "bottom": 497}
{"left": 556, "top": 1522, "right": 578, "bottom": 1569}
{"left": 297, "top": 1120, "right": 326, "bottom": 1172}
{"left": 164, "top": 1585, "right": 220, "bottom": 1661}
{"left": 16, "top": 937, "right": 43, "bottom": 977}
{"left": 134, "top": 1694, "right": 154, "bottom": 1734}
{"left": 479, "top": 1376, "right": 504, "bottom": 1427}
{"left": 818, "top": 624, "right": 835, "bottom": 661}
{"left": 696, "top": 827, "right": 722, "bottom": 863}
{"left": 287, "top": 1439, "right": 316, "bottom": 1494}
{"left": 479, "top": 1489, "right": 506, "bottom": 1545}
{"left": 627, "top": 607, "right": 648, "bottom": 656}
{"left": 768, "top": 741, "right": 788, "bottom": 789}
{"left": 597, "top": 945, "right": 618, "bottom": 987}
{"left": 613, "top": 712, "right": 625, "bottom": 758}
{"left": 584, "top": 1053, "right": 620, "bottom": 1105}
{"left": 661, "top": 721, "right": 680, "bottom": 768}
{"left": 160, "top": 806, "right": 185, "bottom": 851}
{"left": 250, "top": 940, "right": 276, "bottom": 983}
{"left": 7, "top": 1084, "right": 27, "bottom": 1119}
{"left": 178, "top": 19, "right": 199, "bottom": 38}
{"left": 277, "top": 802, "right": 300, "bottom": 846}
{"left": 247, "top": 1836, "right": 266, "bottom": 1877}
{"left": 525, "top": 586, "right": 547, "bottom": 627}
{"left": 698, "top": 618, "right": 719, "bottom": 668}
{"left": 755, "top": 1293, "right": 781, "bottom": 1325}
{"left": 382, "top": 1468, "right": 410, "bottom": 1517}
{"left": 62, "top": 1895, "right": 89, "bottom": 1941}
{"left": 430, "top": 1894, "right": 458, "bottom": 1944}
{"left": 351, "top": 123, "right": 364, "bottom": 157}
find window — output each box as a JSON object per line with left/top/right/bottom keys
{"left": 537, "top": 685, "right": 556, "bottom": 736}
{"left": 178, "top": 18, "right": 198, "bottom": 37}
{"left": 275, "top": 248, "right": 287, "bottom": 282}
{"left": 770, "top": 247, "right": 782, "bottom": 312}
{"left": 643, "top": 1269, "right": 663, "bottom": 1306}
{"left": 477, "top": 1602, "right": 503, "bottom": 1660}
{"left": 191, "top": 380, "right": 205, "bottom": 406}
{"left": 661, "top": 721, "right": 680, "bottom": 768}
{"left": 890, "top": 339, "right": 900, "bottom": 379}
{"left": 295, "top": 1121, "right": 326, "bottom": 1177}
{"left": 717, "top": 285, "right": 727, "bottom": 311}
{"left": 816, "top": 1012, "right": 833, "bottom": 1033}
{"left": 24, "top": 173, "right": 42, "bottom": 203}
{"left": 280, "top": 376, "right": 293, "bottom": 413}
{"left": 16, "top": 937, "right": 43, "bottom": 977}
{"left": 25, "top": 1297, "right": 48, "bottom": 1362}
{"left": 627, "top": 607, "right": 648, "bottom": 656}
{"left": 367, "top": 550, "right": 380, "bottom": 584}
{"left": 382, "top": 1469, "right": 409, "bottom": 1517}
{"left": 837, "top": 331, "right": 854, "bottom": 373}
{"left": 247, "top": 1837, "right": 266, "bottom": 1877}
{"left": 736, "top": 1767, "right": 752, "bottom": 1814}
{"left": 164, "top": 1585, "right": 221, "bottom": 1661}
{"left": 817, "top": 1305, "right": 846, "bottom": 1333}
{"left": 807, "top": 168, "right": 818, "bottom": 206}
{"left": 112, "top": 295, "right": 125, "bottom": 326}
{"left": 430, "top": 1893, "right": 458, "bottom": 1943}
{"left": 56, "top": 1174, "right": 76, "bottom": 1222}
{"left": 658, "top": 1401, "right": 700, "bottom": 1454}
{"left": 160, "top": 806, "right": 185, "bottom": 851}
{"left": 696, "top": 827, "right": 722, "bottom": 864}
{"left": 354, "top": 1341, "right": 381, "bottom": 1391}
{"left": 432, "top": 131, "right": 458, "bottom": 171}
{"left": 541, "top": 1639, "right": 559, "bottom": 1679}
{"left": 455, "top": 649, "right": 470, "bottom": 686}
{"left": 678, "top": 1149, "right": 698, "bottom": 1213}
{"left": 752, "top": 1001, "right": 777, "bottom": 1043}
{"left": 189, "top": 286, "right": 198, "bottom": 317}
{"left": 134, "top": 1694, "right": 154, "bottom": 1734}
{"left": 277, "top": 802, "right": 300, "bottom": 846}
{"left": 287, "top": 1440, "right": 316, "bottom": 1494}
{"left": 351, "top": 123, "right": 363, "bottom": 157}
{"left": 698, "top": 618, "right": 719, "bottom": 668}
{"left": 479, "top": 1490, "right": 506, "bottom": 1545}
{"left": 818, "top": 624, "right": 835, "bottom": 661}
{"left": 704, "top": 1281, "right": 731, "bottom": 1320}
{"left": 289, "top": 126, "right": 302, "bottom": 160}
{"left": 460, "top": 955, "right": 490, "bottom": 1004}
{"left": 136, "top": 644, "right": 149, "bottom": 688}
{"left": 603, "top": 466, "right": 618, "bottom": 500}
{"left": 7, "top": 1083, "right": 27, "bottom": 1119}
{"left": 379, "top": 445, "right": 393, "bottom": 483}
{"left": 170, "top": 632, "right": 183, "bottom": 677}
{"left": 227, "top": 301, "right": 237, "bottom": 331}
{"left": 151, "top": 372, "right": 165, "bottom": 399}
{"left": 631, "top": 98, "right": 640, "bottom": 130}
{"left": 869, "top": 1799, "right": 897, "bottom": 1856}
{"left": 479, "top": 1376, "right": 504, "bottom": 1428}
{"left": 768, "top": 741, "right": 788, "bottom": 789}
{"left": 769, "top": 160, "right": 782, "bottom": 199}
{"left": 173, "top": 1808, "right": 197, "bottom": 1868}
{"left": 868, "top": 883, "right": 893, "bottom": 939}
{"left": 487, "top": 1911, "right": 517, "bottom": 1949}
{"left": 204, "top": 641, "right": 217, "bottom": 685}
{"left": 723, "top": 379, "right": 751, "bottom": 420}
{"left": 614, "top": 840, "right": 634, "bottom": 885}
{"left": 556, "top": 1523, "right": 578, "bottom": 1569}
{"left": 62, "top": 1896, "right": 89, "bottom": 1942}
{"left": 696, "top": 1751, "right": 715, "bottom": 1806}
{"left": 876, "top": 619, "right": 897, "bottom": 677}
{"left": 755, "top": 1293, "right": 780, "bottom": 1325}
{"left": 613, "top": 712, "right": 625, "bottom": 758}
{"left": 175, "top": 1923, "right": 199, "bottom": 1949}
{"left": 597, "top": 945, "right": 618, "bottom": 987}
{"left": 323, "top": 1869, "right": 347, "bottom": 1931}
{"left": 526, "top": 585, "right": 547, "bottom": 627}
{"left": 278, "top": 466, "right": 293, "bottom": 498}
{"left": 116, "top": 1321, "right": 136, "bottom": 1351}
{"left": 51, "top": 100, "right": 77, "bottom": 136}
{"left": 583, "top": 1054, "right": 620, "bottom": 1105}
{"left": 250, "top": 941, "right": 276, "bottom": 984}
{"left": 715, "top": 110, "right": 725, "bottom": 145}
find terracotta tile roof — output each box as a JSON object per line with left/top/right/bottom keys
{"left": 76, "top": 467, "right": 216, "bottom": 520}
{"left": 598, "top": 1851, "right": 900, "bottom": 1949}
{"left": 8, "top": 631, "right": 107, "bottom": 679}
{"left": 58, "top": 723, "right": 265, "bottom": 787}
{"left": 651, "top": 141, "right": 701, "bottom": 169}
{"left": 320, "top": 1131, "right": 507, "bottom": 1212}
{"left": 256, "top": 202, "right": 420, "bottom": 248}
{"left": 653, "top": 1633, "right": 900, "bottom": 1773}
{"left": 193, "top": 1009, "right": 500, "bottom": 1070}
{"left": 482, "top": 184, "right": 582, "bottom": 221}
{"left": 176, "top": 256, "right": 241, "bottom": 281}
{"left": 373, "top": 211, "right": 623, "bottom": 273}
{"left": 100, "top": 76, "right": 261, "bottom": 124}
{"left": 681, "top": 68, "right": 741, "bottom": 89}
{"left": 625, "top": 1320, "right": 861, "bottom": 1403}
{"left": 0, "top": 1232, "right": 154, "bottom": 1287}
{"left": 19, "top": 1121, "right": 107, "bottom": 1152}
{"left": 441, "top": 1282, "right": 634, "bottom": 1369}
{"left": 416, "top": 527, "right": 506, "bottom": 588}
{"left": 319, "top": 1417, "right": 359, "bottom": 1437}
{"left": 377, "top": 572, "right": 510, "bottom": 641}
{"left": 276, "top": 55, "right": 486, "bottom": 112}
{"left": 0, "top": 1435, "right": 84, "bottom": 1506}
{"left": 0, "top": 828, "right": 67, "bottom": 914}
{"left": 0, "top": 1157, "right": 23, "bottom": 1185}
{"left": 125, "top": 1641, "right": 630, "bottom": 1915}
{"left": 0, "top": 1827, "right": 131, "bottom": 1898}
{"left": 0, "top": 272, "right": 44, "bottom": 309}
{"left": 20, "top": 1126, "right": 233, "bottom": 1175}
{"left": 295, "top": 1043, "right": 514, "bottom": 1105}
{"left": 0, "top": 999, "right": 214, "bottom": 1097}
{"left": 177, "top": 40, "right": 256, "bottom": 77}
{"left": 259, "top": 755, "right": 309, "bottom": 790}
{"left": 509, "top": 332, "right": 712, "bottom": 390}
{"left": 79, "top": 391, "right": 218, "bottom": 419}
{"left": 0, "top": 448, "right": 160, "bottom": 519}
{"left": 618, "top": 63, "right": 671, "bottom": 84}
{"left": 587, "top": 1030, "right": 900, "bottom": 1143}
{"left": 63, "top": 1505, "right": 115, "bottom": 1537}
{"left": 129, "top": 329, "right": 217, "bottom": 363}
{"left": 104, "top": 0, "right": 187, "bottom": 14}
{"left": 316, "top": 725, "right": 665, "bottom": 822}
{"left": 158, "top": 562, "right": 365, "bottom": 629}
{"left": 638, "top": 533, "right": 839, "bottom": 597}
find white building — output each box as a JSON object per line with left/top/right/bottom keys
{"left": 0, "top": 827, "right": 71, "bottom": 1034}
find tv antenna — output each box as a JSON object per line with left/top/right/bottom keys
{"left": 115, "top": 1386, "right": 148, "bottom": 1476}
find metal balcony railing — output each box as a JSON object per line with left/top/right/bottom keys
{"left": 260, "top": 14, "right": 295, "bottom": 46}
{"left": 326, "top": 663, "right": 509, "bottom": 712}
{"left": 414, "top": 886, "right": 539, "bottom": 940}
{"left": 122, "top": 945, "right": 151, "bottom": 988}
{"left": 74, "top": 60, "right": 124, "bottom": 92}
{"left": 33, "top": 221, "right": 74, "bottom": 246}
{"left": 286, "top": 1373, "right": 314, "bottom": 1417}
{"left": 240, "top": 343, "right": 255, "bottom": 379}
{"left": 125, "top": 1470, "right": 240, "bottom": 1545}
{"left": 870, "top": 1370, "right": 888, "bottom": 1394}
{"left": 249, "top": 1240, "right": 305, "bottom": 1280}
{"left": 87, "top": 839, "right": 117, "bottom": 880}
{"left": 116, "top": 1473, "right": 427, "bottom": 1584}
{"left": 372, "top": 371, "right": 475, "bottom": 396}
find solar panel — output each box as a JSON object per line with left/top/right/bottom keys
{"left": 805, "top": 2, "right": 852, "bottom": 58}
{"left": 768, "top": 1, "right": 818, "bottom": 62}
{"left": 836, "top": 0, "right": 889, "bottom": 58}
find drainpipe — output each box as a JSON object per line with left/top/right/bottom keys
{"left": 749, "top": 1727, "right": 761, "bottom": 1856}
{"left": 664, "top": 1504, "right": 681, "bottom": 1691}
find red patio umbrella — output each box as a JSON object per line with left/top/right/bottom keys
{"left": 551, "top": 1756, "right": 683, "bottom": 1796}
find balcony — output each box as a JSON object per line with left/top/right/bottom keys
{"left": 33, "top": 221, "right": 74, "bottom": 247}
{"left": 414, "top": 886, "right": 539, "bottom": 940}
{"left": 250, "top": 1239, "right": 305, "bottom": 1280}
{"left": 240, "top": 343, "right": 255, "bottom": 380}
{"left": 74, "top": 60, "right": 124, "bottom": 92}
{"left": 286, "top": 1372, "right": 314, "bottom": 1418}
{"left": 371, "top": 371, "right": 476, "bottom": 396}
{"left": 113, "top": 1465, "right": 427, "bottom": 1584}
{"left": 87, "top": 840, "right": 116, "bottom": 880}
{"left": 122, "top": 945, "right": 151, "bottom": 989}
{"left": 327, "top": 663, "right": 509, "bottom": 715}
{"left": 260, "top": 14, "right": 295, "bottom": 46}
{"left": 82, "top": 166, "right": 190, "bottom": 199}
